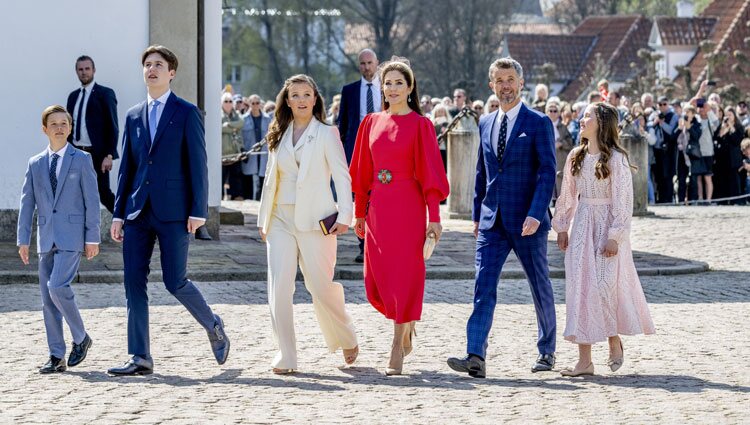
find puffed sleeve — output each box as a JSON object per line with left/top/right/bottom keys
{"left": 552, "top": 149, "right": 579, "bottom": 233}
{"left": 607, "top": 151, "right": 633, "bottom": 243}
{"left": 415, "top": 116, "right": 450, "bottom": 222}
{"left": 349, "top": 114, "right": 374, "bottom": 218}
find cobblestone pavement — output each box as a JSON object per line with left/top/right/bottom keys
{"left": 0, "top": 206, "right": 748, "bottom": 424}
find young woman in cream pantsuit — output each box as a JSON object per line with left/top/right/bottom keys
{"left": 257, "top": 74, "right": 358, "bottom": 374}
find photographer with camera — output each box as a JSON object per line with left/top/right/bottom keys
{"left": 649, "top": 96, "right": 679, "bottom": 203}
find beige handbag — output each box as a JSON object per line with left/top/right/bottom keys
{"left": 423, "top": 233, "right": 437, "bottom": 260}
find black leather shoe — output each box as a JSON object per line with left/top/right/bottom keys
{"left": 531, "top": 353, "right": 556, "bottom": 373}
{"left": 107, "top": 356, "right": 154, "bottom": 376}
{"left": 447, "top": 354, "right": 486, "bottom": 378}
{"left": 68, "top": 334, "right": 92, "bottom": 367}
{"left": 354, "top": 253, "right": 364, "bottom": 263}
{"left": 208, "top": 315, "right": 230, "bottom": 365}
{"left": 39, "top": 356, "right": 66, "bottom": 374}
{"left": 195, "top": 225, "right": 213, "bottom": 240}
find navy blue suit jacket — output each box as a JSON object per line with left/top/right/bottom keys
{"left": 472, "top": 102, "right": 556, "bottom": 233}
{"left": 66, "top": 83, "right": 119, "bottom": 159}
{"left": 337, "top": 80, "right": 361, "bottom": 163}
{"left": 114, "top": 92, "right": 208, "bottom": 222}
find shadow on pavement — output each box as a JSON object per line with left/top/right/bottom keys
{"left": 66, "top": 369, "right": 746, "bottom": 394}
{"left": 549, "top": 374, "right": 750, "bottom": 393}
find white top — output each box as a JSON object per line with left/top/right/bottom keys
{"left": 276, "top": 125, "right": 313, "bottom": 205}
{"left": 359, "top": 75, "right": 381, "bottom": 121}
{"left": 47, "top": 143, "right": 69, "bottom": 178}
{"left": 491, "top": 100, "right": 523, "bottom": 154}
{"left": 72, "top": 81, "right": 95, "bottom": 147}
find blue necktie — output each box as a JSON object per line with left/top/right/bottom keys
{"left": 366, "top": 83, "right": 374, "bottom": 114}
{"left": 75, "top": 88, "right": 86, "bottom": 141}
{"left": 149, "top": 100, "right": 161, "bottom": 145}
{"left": 50, "top": 153, "right": 59, "bottom": 197}
{"left": 497, "top": 114, "right": 508, "bottom": 161}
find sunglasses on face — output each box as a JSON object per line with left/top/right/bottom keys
{"left": 223, "top": 100, "right": 233, "bottom": 103}
{"left": 659, "top": 103, "right": 668, "bottom": 106}
{"left": 251, "top": 102, "right": 260, "bottom": 105}
{"left": 549, "top": 110, "right": 559, "bottom": 113}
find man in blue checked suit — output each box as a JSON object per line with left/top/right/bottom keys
{"left": 18, "top": 105, "right": 100, "bottom": 374}
{"left": 448, "top": 57, "right": 557, "bottom": 378}
{"left": 107, "top": 45, "right": 229, "bottom": 376}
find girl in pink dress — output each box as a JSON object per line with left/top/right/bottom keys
{"left": 552, "top": 102, "right": 655, "bottom": 377}
{"left": 350, "top": 59, "right": 449, "bottom": 375}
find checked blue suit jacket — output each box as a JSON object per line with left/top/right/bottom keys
{"left": 114, "top": 92, "right": 208, "bottom": 222}
{"left": 472, "top": 102, "right": 556, "bottom": 233}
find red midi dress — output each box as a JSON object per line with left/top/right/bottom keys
{"left": 349, "top": 111, "right": 449, "bottom": 323}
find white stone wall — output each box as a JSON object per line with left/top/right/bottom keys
{"left": 0, "top": 0, "right": 149, "bottom": 210}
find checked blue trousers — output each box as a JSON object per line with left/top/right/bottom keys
{"left": 466, "top": 220, "right": 556, "bottom": 359}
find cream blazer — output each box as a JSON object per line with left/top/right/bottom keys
{"left": 257, "top": 118, "right": 353, "bottom": 233}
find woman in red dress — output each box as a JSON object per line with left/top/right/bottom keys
{"left": 349, "top": 59, "right": 449, "bottom": 375}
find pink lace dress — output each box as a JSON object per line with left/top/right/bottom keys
{"left": 552, "top": 149, "right": 655, "bottom": 344}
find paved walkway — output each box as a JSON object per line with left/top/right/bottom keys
{"left": 0, "top": 205, "right": 748, "bottom": 424}
{"left": 0, "top": 201, "right": 708, "bottom": 284}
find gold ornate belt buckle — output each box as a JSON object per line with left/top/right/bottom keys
{"left": 377, "top": 169, "right": 393, "bottom": 184}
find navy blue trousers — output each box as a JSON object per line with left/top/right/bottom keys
{"left": 123, "top": 203, "right": 217, "bottom": 359}
{"left": 466, "top": 219, "right": 556, "bottom": 358}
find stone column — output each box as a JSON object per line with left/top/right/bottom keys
{"left": 446, "top": 115, "right": 480, "bottom": 220}
{"left": 620, "top": 125, "right": 649, "bottom": 216}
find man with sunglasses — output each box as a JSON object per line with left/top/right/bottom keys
{"left": 650, "top": 96, "right": 679, "bottom": 203}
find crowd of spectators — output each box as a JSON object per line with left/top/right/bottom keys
{"left": 222, "top": 78, "right": 750, "bottom": 206}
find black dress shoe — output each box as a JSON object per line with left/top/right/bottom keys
{"left": 531, "top": 353, "right": 556, "bottom": 373}
{"left": 107, "top": 356, "right": 154, "bottom": 376}
{"left": 68, "top": 334, "right": 92, "bottom": 367}
{"left": 39, "top": 356, "right": 66, "bottom": 374}
{"left": 447, "top": 354, "right": 486, "bottom": 378}
{"left": 208, "top": 315, "right": 230, "bottom": 365}
{"left": 195, "top": 225, "right": 213, "bottom": 240}
{"left": 354, "top": 253, "right": 364, "bottom": 263}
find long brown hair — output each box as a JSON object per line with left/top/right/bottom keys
{"left": 571, "top": 102, "right": 635, "bottom": 179}
{"left": 379, "top": 60, "right": 423, "bottom": 115}
{"left": 266, "top": 74, "right": 327, "bottom": 151}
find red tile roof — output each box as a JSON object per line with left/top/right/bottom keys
{"left": 502, "top": 33, "right": 596, "bottom": 81}
{"left": 654, "top": 17, "right": 718, "bottom": 45}
{"left": 559, "top": 15, "right": 652, "bottom": 100}
{"left": 678, "top": 0, "right": 750, "bottom": 95}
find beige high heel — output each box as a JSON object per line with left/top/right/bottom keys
{"left": 272, "top": 368, "right": 296, "bottom": 375}
{"left": 560, "top": 362, "right": 594, "bottom": 377}
{"left": 385, "top": 346, "right": 405, "bottom": 376}
{"left": 607, "top": 339, "right": 624, "bottom": 372}
{"left": 343, "top": 345, "right": 359, "bottom": 365}
{"left": 403, "top": 322, "right": 417, "bottom": 357}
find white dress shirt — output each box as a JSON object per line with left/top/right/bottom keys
{"left": 47, "top": 143, "right": 69, "bottom": 178}
{"left": 359, "top": 75, "right": 381, "bottom": 121}
{"left": 147, "top": 89, "right": 172, "bottom": 132}
{"left": 491, "top": 100, "right": 523, "bottom": 154}
{"left": 72, "top": 81, "right": 95, "bottom": 147}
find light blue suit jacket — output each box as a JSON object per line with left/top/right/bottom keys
{"left": 17, "top": 145, "right": 101, "bottom": 253}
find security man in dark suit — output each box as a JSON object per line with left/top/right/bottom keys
{"left": 67, "top": 55, "right": 119, "bottom": 213}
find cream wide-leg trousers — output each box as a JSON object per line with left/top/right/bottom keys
{"left": 266, "top": 204, "right": 358, "bottom": 369}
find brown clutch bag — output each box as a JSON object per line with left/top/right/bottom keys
{"left": 319, "top": 212, "right": 339, "bottom": 235}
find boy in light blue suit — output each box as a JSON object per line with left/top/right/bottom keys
{"left": 17, "top": 105, "right": 101, "bottom": 374}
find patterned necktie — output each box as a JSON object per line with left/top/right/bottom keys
{"left": 497, "top": 114, "right": 508, "bottom": 161}
{"left": 75, "top": 88, "right": 86, "bottom": 141}
{"left": 148, "top": 99, "right": 161, "bottom": 146}
{"left": 366, "top": 83, "right": 374, "bottom": 114}
{"left": 50, "top": 153, "right": 59, "bottom": 197}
